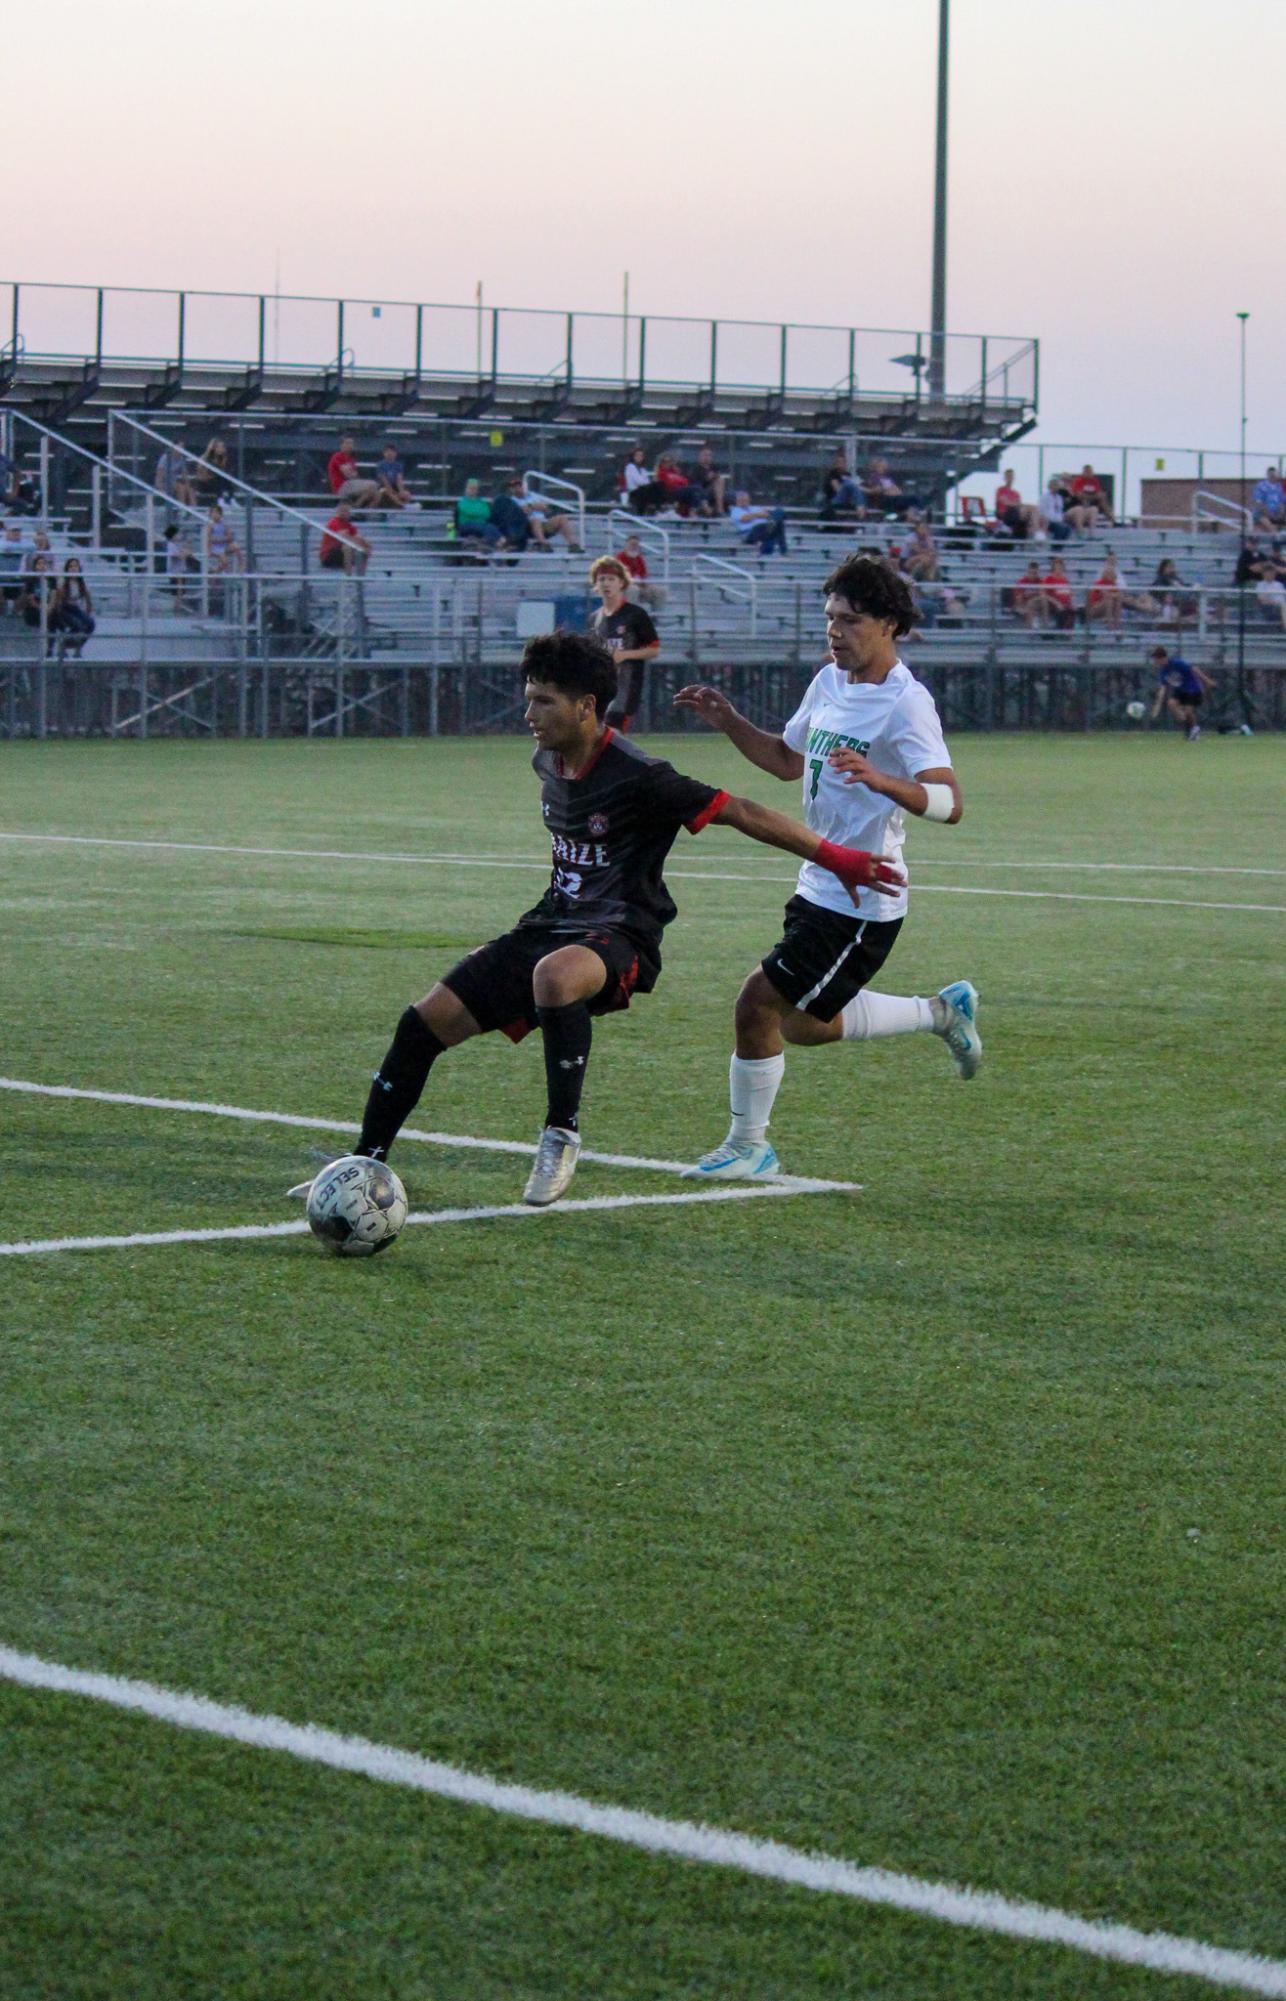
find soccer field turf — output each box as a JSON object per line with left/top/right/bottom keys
{"left": 1, "top": 732, "right": 1283, "bottom": 2000}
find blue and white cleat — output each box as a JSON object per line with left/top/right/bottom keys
{"left": 683, "top": 1137, "right": 781, "bottom": 1180}
{"left": 936, "top": 980, "right": 982, "bottom": 1079}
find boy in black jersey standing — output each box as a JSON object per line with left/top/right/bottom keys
{"left": 303, "top": 632, "right": 903, "bottom": 1210}
{"left": 589, "top": 556, "right": 660, "bottom": 733}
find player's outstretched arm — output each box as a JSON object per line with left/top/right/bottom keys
{"left": 826, "top": 749, "right": 963, "bottom": 824}
{"left": 713, "top": 794, "right": 904, "bottom": 898}
{"left": 674, "top": 684, "right": 803, "bottom": 780}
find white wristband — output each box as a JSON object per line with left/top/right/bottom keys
{"left": 920, "top": 783, "right": 954, "bottom": 823}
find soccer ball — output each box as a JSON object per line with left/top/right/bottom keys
{"left": 1126, "top": 700, "right": 1147, "bottom": 720}
{"left": 305, "top": 1155, "right": 408, "bottom": 1257}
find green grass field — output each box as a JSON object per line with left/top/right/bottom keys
{"left": 1, "top": 731, "right": 1283, "bottom": 2000}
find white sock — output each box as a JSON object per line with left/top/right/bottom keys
{"left": 840, "top": 991, "right": 934, "bottom": 1040}
{"left": 728, "top": 1052, "right": 785, "bottom": 1143}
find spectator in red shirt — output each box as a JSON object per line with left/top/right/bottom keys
{"left": 1012, "top": 558, "right": 1051, "bottom": 627}
{"left": 326, "top": 436, "right": 380, "bottom": 509}
{"left": 1042, "top": 556, "right": 1076, "bottom": 629}
{"left": 614, "top": 532, "right": 665, "bottom": 610}
{"left": 654, "top": 453, "right": 701, "bottom": 516}
{"left": 319, "top": 502, "right": 372, "bottom": 573}
{"left": 994, "top": 467, "right": 1040, "bottom": 540}
{"left": 1070, "top": 463, "right": 1114, "bottom": 525}
{"left": 1087, "top": 554, "right": 1159, "bottom": 630}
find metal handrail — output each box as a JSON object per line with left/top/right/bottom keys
{"left": 693, "top": 554, "right": 757, "bottom": 636}
{"left": 107, "top": 410, "right": 350, "bottom": 572}
{"left": 1192, "top": 490, "right": 1252, "bottom": 530}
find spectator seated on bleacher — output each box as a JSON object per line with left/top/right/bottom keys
{"left": 453, "top": 478, "right": 503, "bottom": 552}
{"left": 164, "top": 523, "right": 199, "bottom": 611}
{"left": 193, "top": 436, "right": 233, "bottom": 505}
{"left": 489, "top": 479, "right": 533, "bottom": 552}
{"left": 819, "top": 448, "right": 867, "bottom": 521}
{"left": 15, "top": 554, "right": 52, "bottom": 628}
{"left": 518, "top": 478, "right": 582, "bottom": 551}
{"left": 204, "top": 504, "right": 242, "bottom": 577}
{"left": 1152, "top": 558, "right": 1199, "bottom": 629}
{"left": 615, "top": 533, "right": 665, "bottom": 611}
{"left": 50, "top": 558, "right": 95, "bottom": 656}
{"left": 862, "top": 456, "right": 922, "bottom": 519}
{"left": 693, "top": 445, "right": 727, "bottom": 516}
{"left": 155, "top": 443, "right": 195, "bottom": 509}
{"left": 1085, "top": 555, "right": 1158, "bottom": 632}
{"left": 1252, "top": 466, "right": 1285, "bottom": 533}
{"left": 729, "top": 490, "right": 788, "bottom": 558}
{"left": 1069, "top": 464, "right": 1114, "bottom": 526}
{"left": 653, "top": 454, "right": 701, "bottom": 517}
{"left": 1037, "top": 478, "right": 1072, "bottom": 542}
{"left": 1042, "top": 557, "right": 1077, "bottom": 630}
{"left": 1255, "top": 565, "right": 1286, "bottom": 631}
{"left": 621, "top": 446, "right": 664, "bottom": 515}
{"left": 319, "top": 502, "right": 372, "bottom": 574}
{"left": 994, "top": 468, "right": 1040, "bottom": 541}
{"left": 0, "top": 522, "right": 28, "bottom": 610}
{"left": 1010, "top": 558, "right": 1051, "bottom": 627}
{"left": 375, "top": 445, "right": 415, "bottom": 510}
{"left": 326, "top": 434, "right": 380, "bottom": 510}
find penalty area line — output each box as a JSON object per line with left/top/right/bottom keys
{"left": 0, "top": 1647, "right": 1283, "bottom": 1997}
{"left": 0, "top": 1181, "right": 850, "bottom": 1260}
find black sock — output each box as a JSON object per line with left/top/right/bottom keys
{"left": 537, "top": 1001, "right": 593, "bottom": 1133}
{"left": 358, "top": 1005, "right": 445, "bottom": 1160}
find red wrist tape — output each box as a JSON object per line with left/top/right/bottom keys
{"left": 815, "top": 839, "right": 902, "bottom": 891}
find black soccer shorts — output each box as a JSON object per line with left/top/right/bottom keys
{"left": 442, "top": 920, "right": 659, "bottom": 1043}
{"left": 761, "top": 895, "right": 903, "bottom": 1020}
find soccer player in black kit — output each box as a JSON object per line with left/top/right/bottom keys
{"left": 589, "top": 555, "right": 660, "bottom": 732}
{"left": 324, "top": 631, "right": 902, "bottom": 1209}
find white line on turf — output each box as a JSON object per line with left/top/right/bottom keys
{"left": 0, "top": 831, "right": 1281, "bottom": 911}
{"left": 0, "top": 1182, "right": 838, "bottom": 1260}
{"left": 0, "top": 1645, "right": 1281, "bottom": 1996}
{"left": 0, "top": 1078, "right": 851, "bottom": 1193}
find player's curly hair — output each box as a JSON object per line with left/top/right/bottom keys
{"left": 521, "top": 630, "right": 620, "bottom": 717}
{"left": 823, "top": 555, "right": 916, "bottom": 638}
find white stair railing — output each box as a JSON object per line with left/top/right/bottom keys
{"left": 693, "top": 554, "right": 757, "bottom": 636}
{"left": 1191, "top": 490, "right": 1252, "bottom": 532}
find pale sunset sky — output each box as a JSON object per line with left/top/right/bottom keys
{"left": 7, "top": 0, "right": 1284, "bottom": 459}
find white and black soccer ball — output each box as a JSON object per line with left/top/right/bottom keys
{"left": 1126, "top": 700, "right": 1147, "bottom": 721}
{"left": 306, "top": 1155, "right": 408, "bottom": 1257}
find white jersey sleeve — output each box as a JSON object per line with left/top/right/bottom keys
{"left": 781, "top": 672, "right": 821, "bottom": 754}
{"left": 888, "top": 681, "right": 951, "bottom": 777}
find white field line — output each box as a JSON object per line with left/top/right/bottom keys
{"left": 1, "top": 1647, "right": 1282, "bottom": 1997}
{"left": 0, "top": 1182, "right": 838, "bottom": 1260}
{"left": 0, "top": 831, "right": 1281, "bottom": 912}
{"left": 0, "top": 1078, "right": 850, "bottom": 1194}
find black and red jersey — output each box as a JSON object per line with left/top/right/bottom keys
{"left": 523, "top": 729, "right": 728, "bottom": 951}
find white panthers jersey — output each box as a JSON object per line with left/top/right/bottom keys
{"left": 781, "top": 659, "right": 951, "bottom": 921}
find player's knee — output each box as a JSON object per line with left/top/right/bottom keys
{"left": 532, "top": 950, "right": 593, "bottom": 1008}
{"left": 417, "top": 984, "right": 477, "bottom": 1046}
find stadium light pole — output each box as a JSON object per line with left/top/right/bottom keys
{"left": 928, "top": 0, "right": 949, "bottom": 402}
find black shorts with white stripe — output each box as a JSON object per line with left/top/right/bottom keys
{"left": 760, "top": 894, "right": 903, "bottom": 1020}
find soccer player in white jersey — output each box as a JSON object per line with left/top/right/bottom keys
{"left": 676, "top": 554, "right": 981, "bottom": 1179}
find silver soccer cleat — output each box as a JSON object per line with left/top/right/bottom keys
{"left": 522, "top": 1126, "right": 582, "bottom": 1207}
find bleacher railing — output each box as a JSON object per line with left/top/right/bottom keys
{"left": 1, "top": 278, "right": 1037, "bottom": 412}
